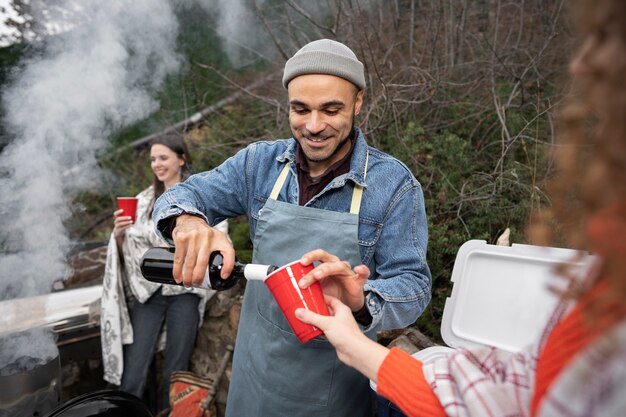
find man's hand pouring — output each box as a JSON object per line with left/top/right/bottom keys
{"left": 171, "top": 214, "right": 234, "bottom": 288}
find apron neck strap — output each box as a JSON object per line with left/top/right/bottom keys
{"left": 269, "top": 164, "right": 290, "bottom": 200}
{"left": 349, "top": 151, "right": 368, "bottom": 214}
{"left": 269, "top": 151, "right": 369, "bottom": 215}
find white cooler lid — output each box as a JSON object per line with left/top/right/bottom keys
{"left": 441, "top": 240, "right": 595, "bottom": 352}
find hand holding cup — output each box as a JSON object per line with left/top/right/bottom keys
{"left": 116, "top": 197, "right": 138, "bottom": 222}
{"left": 265, "top": 261, "right": 330, "bottom": 343}
{"left": 114, "top": 197, "right": 138, "bottom": 238}
{"left": 113, "top": 209, "right": 134, "bottom": 238}
{"left": 298, "top": 249, "right": 370, "bottom": 312}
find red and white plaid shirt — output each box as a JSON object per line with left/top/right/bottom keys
{"left": 417, "top": 297, "right": 626, "bottom": 417}
{"left": 379, "top": 204, "right": 626, "bottom": 417}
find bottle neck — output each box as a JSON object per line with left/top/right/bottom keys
{"left": 242, "top": 263, "right": 277, "bottom": 281}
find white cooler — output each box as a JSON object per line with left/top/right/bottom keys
{"left": 371, "top": 240, "right": 595, "bottom": 393}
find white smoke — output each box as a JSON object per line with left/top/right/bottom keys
{"left": 194, "top": 0, "right": 275, "bottom": 67}
{"left": 0, "top": 326, "right": 58, "bottom": 370}
{"left": 0, "top": 0, "right": 182, "bottom": 299}
{"left": 0, "top": 0, "right": 358, "bottom": 301}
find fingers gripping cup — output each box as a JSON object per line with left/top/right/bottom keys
{"left": 117, "top": 197, "right": 139, "bottom": 223}
{"left": 264, "top": 261, "right": 330, "bottom": 343}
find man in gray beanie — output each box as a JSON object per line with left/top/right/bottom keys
{"left": 282, "top": 38, "right": 367, "bottom": 90}
{"left": 152, "top": 39, "right": 432, "bottom": 417}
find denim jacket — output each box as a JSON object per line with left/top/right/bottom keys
{"left": 153, "top": 128, "right": 431, "bottom": 332}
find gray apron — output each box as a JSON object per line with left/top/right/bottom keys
{"left": 225, "top": 159, "right": 375, "bottom": 417}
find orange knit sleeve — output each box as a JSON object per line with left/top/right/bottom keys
{"left": 377, "top": 347, "right": 447, "bottom": 417}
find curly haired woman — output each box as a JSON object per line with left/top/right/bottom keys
{"left": 295, "top": 0, "right": 626, "bottom": 416}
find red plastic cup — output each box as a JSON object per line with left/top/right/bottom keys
{"left": 264, "top": 260, "right": 330, "bottom": 343}
{"left": 117, "top": 197, "right": 138, "bottom": 223}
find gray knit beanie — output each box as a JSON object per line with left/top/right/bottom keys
{"left": 282, "top": 39, "right": 366, "bottom": 90}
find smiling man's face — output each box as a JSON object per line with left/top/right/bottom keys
{"left": 288, "top": 74, "right": 363, "bottom": 177}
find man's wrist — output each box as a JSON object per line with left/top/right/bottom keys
{"left": 163, "top": 213, "right": 205, "bottom": 239}
{"left": 352, "top": 292, "right": 373, "bottom": 326}
{"left": 163, "top": 216, "right": 178, "bottom": 240}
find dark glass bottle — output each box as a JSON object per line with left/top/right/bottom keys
{"left": 140, "top": 247, "right": 278, "bottom": 291}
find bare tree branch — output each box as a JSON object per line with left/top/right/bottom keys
{"left": 252, "top": 0, "right": 290, "bottom": 60}
{"left": 282, "top": 0, "right": 335, "bottom": 36}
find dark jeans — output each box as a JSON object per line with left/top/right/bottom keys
{"left": 372, "top": 390, "right": 407, "bottom": 417}
{"left": 120, "top": 288, "right": 200, "bottom": 410}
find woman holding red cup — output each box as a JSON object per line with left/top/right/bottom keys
{"left": 102, "top": 134, "right": 228, "bottom": 413}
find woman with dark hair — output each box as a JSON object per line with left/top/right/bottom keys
{"left": 100, "top": 134, "right": 228, "bottom": 411}
{"left": 147, "top": 134, "right": 195, "bottom": 215}
{"left": 295, "top": 0, "right": 626, "bottom": 416}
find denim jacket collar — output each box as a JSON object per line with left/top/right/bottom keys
{"left": 275, "top": 126, "right": 368, "bottom": 189}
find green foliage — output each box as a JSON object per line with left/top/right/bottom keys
{"left": 189, "top": 99, "right": 285, "bottom": 170}
{"left": 0, "top": 43, "right": 27, "bottom": 148}
{"left": 0, "top": 43, "right": 25, "bottom": 85}
{"left": 67, "top": 191, "right": 116, "bottom": 241}
{"left": 369, "top": 89, "right": 553, "bottom": 341}
{"left": 228, "top": 216, "right": 253, "bottom": 264}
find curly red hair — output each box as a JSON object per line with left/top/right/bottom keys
{"left": 528, "top": 0, "right": 626, "bottom": 309}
